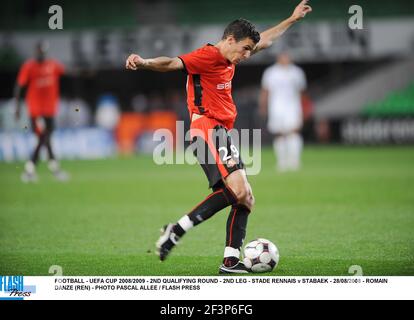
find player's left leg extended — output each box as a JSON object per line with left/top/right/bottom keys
{"left": 156, "top": 181, "right": 238, "bottom": 261}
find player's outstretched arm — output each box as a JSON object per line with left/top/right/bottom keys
{"left": 125, "top": 54, "right": 184, "bottom": 72}
{"left": 252, "top": 0, "right": 312, "bottom": 54}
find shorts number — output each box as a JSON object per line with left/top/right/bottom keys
{"left": 218, "top": 145, "right": 239, "bottom": 162}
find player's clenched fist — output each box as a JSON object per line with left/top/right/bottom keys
{"left": 291, "top": 0, "right": 312, "bottom": 22}
{"left": 125, "top": 54, "right": 145, "bottom": 70}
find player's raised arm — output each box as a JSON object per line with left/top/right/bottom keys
{"left": 125, "top": 54, "right": 184, "bottom": 72}
{"left": 252, "top": 0, "right": 312, "bottom": 55}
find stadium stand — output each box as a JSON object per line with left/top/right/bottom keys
{"left": 175, "top": 0, "right": 414, "bottom": 24}
{"left": 0, "top": 0, "right": 136, "bottom": 30}
{"left": 1, "top": 0, "right": 414, "bottom": 30}
{"left": 362, "top": 82, "right": 414, "bottom": 117}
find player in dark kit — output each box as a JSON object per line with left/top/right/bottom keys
{"left": 126, "top": 0, "right": 312, "bottom": 273}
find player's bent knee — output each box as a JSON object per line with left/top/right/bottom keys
{"left": 225, "top": 182, "right": 246, "bottom": 202}
{"left": 249, "top": 194, "right": 255, "bottom": 208}
{"left": 243, "top": 194, "right": 254, "bottom": 211}
{"left": 234, "top": 187, "right": 254, "bottom": 209}
{"left": 234, "top": 187, "right": 249, "bottom": 204}
{"left": 224, "top": 170, "right": 253, "bottom": 206}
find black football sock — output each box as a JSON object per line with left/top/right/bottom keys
{"left": 44, "top": 133, "right": 55, "bottom": 161}
{"left": 172, "top": 223, "right": 186, "bottom": 237}
{"left": 224, "top": 204, "right": 250, "bottom": 267}
{"left": 31, "top": 133, "right": 45, "bottom": 165}
{"left": 172, "top": 185, "right": 238, "bottom": 237}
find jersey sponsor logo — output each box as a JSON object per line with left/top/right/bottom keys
{"left": 36, "top": 77, "right": 54, "bottom": 87}
{"left": 216, "top": 81, "right": 232, "bottom": 90}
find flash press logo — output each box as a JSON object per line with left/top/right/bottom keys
{"left": 0, "top": 276, "right": 34, "bottom": 300}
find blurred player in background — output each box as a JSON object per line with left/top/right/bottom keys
{"left": 15, "top": 41, "right": 69, "bottom": 182}
{"left": 126, "top": 0, "right": 312, "bottom": 273}
{"left": 259, "top": 52, "right": 307, "bottom": 171}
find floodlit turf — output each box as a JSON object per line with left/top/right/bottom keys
{"left": 0, "top": 146, "right": 413, "bottom": 276}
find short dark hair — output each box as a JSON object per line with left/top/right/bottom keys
{"left": 222, "top": 18, "right": 260, "bottom": 44}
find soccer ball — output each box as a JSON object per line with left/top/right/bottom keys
{"left": 243, "top": 238, "right": 279, "bottom": 273}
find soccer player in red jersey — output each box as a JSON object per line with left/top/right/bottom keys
{"left": 126, "top": 1, "right": 312, "bottom": 273}
{"left": 15, "top": 41, "right": 69, "bottom": 182}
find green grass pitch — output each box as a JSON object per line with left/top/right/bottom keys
{"left": 0, "top": 146, "right": 413, "bottom": 276}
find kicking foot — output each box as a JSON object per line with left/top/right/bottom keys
{"left": 156, "top": 224, "right": 179, "bottom": 261}
{"left": 219, "top": 261, "right": 250, "bottom": 274}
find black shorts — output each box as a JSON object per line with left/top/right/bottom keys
{"left": 190, "top": 117, "right": 244, "bottom": 188}
{"left": 30, "top": 116, "right": 54, "bottom": 135}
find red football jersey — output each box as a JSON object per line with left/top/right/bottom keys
{"left": 17, "top": 59, "right": 64, "bottom": 117}
{"left": 179, "top": 44, "right": 237, "bottom": 129}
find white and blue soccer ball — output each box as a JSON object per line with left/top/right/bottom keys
{"left": 243, "top": 238, "right": 279, "bottom": 273}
